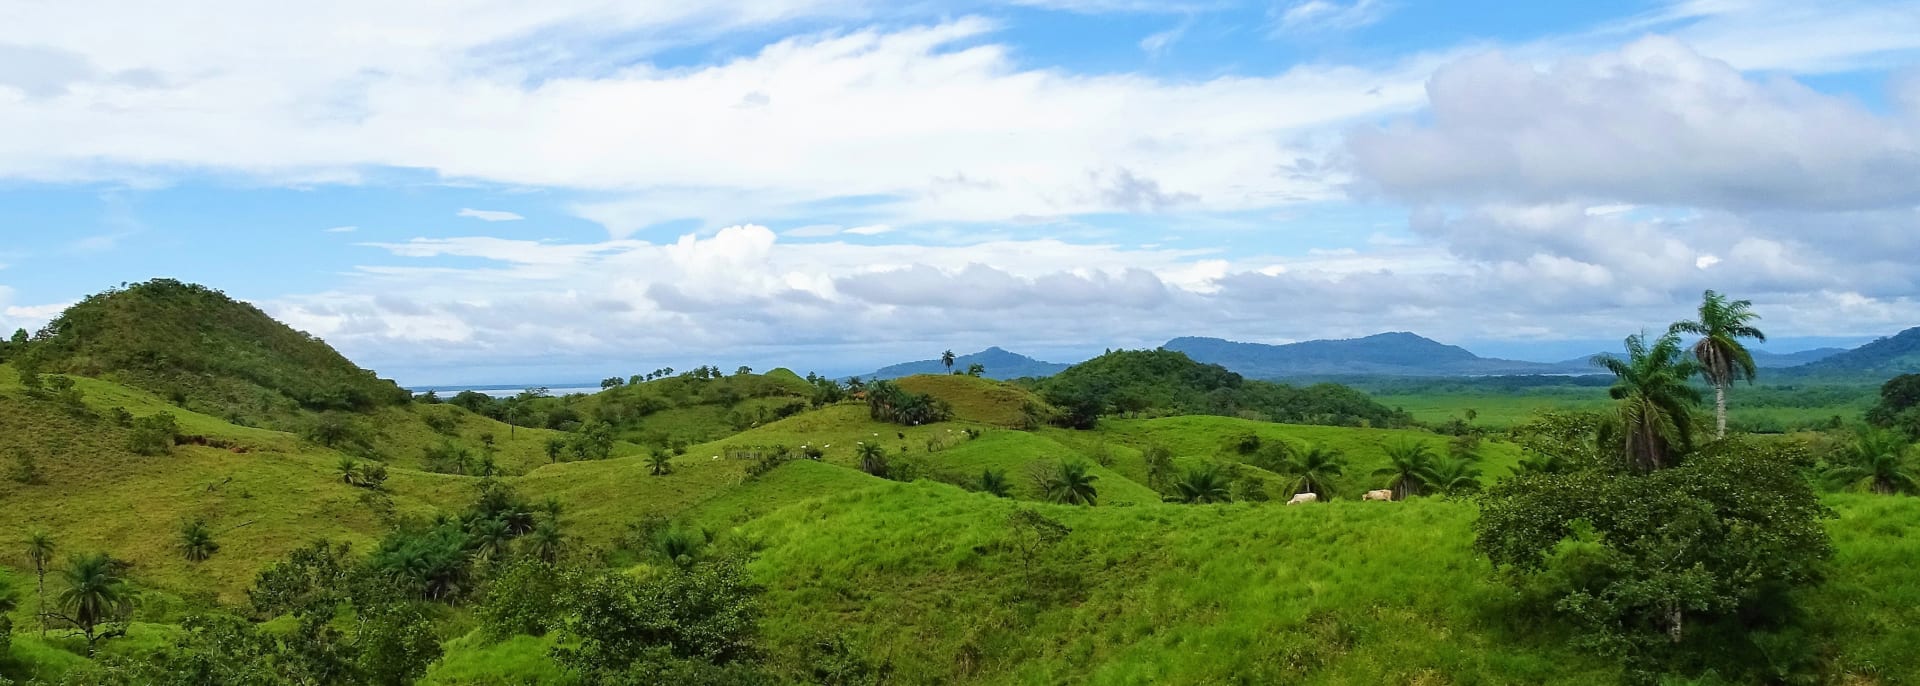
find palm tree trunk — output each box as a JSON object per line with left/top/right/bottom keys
{"left": 35, "top": 567, "right": 45, "bottom": 638}
{"left": 1714, "top": 382, "right": 1728, "bottom": 439}
{"left": 1667, "top": 603, "right": 1683, "bottom": 644}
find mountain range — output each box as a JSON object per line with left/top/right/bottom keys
{"left": 872, "top": 329, "right": 1911, "bottom": 382}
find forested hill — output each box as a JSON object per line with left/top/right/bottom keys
{"left": 1164, "top": 333, "right": 1567, "bottom": 377}
{"left": 867, "top": 346, "right": 1070, "bottom": 380}
{"left": 1032, "top": 348, "right": 1411, "bottom": 428}
{"left": 13, "top": 279, "right": 408, "bottom": 420}
{"left": 1779, "top": 326, "right": 1920, "bottom": 380}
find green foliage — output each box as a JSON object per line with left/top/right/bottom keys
{"left": 1475, "top": 439, "right": 1832, "bottom": 676}
{"left": 25, "top": 279, "right": 408, "bottom": 420}
{"left": 864, "top": 379, "right": 953, "bottom": 426}
{"left": 1036, "top": 460, "right": 1098, "bottom": 506}
{"left": 647, "top": 447, "right": 674, "bottom": 476}
{"left": 249, "top": 539, "right": 356, "bottom": 618}
{"left": 1669, "top": 289, "right": 1767, "bottom": 437}
{"left": 1594, "top": 331, "right": 1703, "bottom": 472}
{"left": 1868, "top": 373, "right": 1920, "bottom": 439}
{"left": 8, "top": 450, "right": 43, "bottom": 484}
{"left": 976, "top": 468, "right": 1010, "bottom": 498}
{"left": 1168, "top": 463, "right": 1231, "bottom": 503}
{"left": 1374, "top": 441, "right": 1435, "bottom": 499}
{"left": 177, "top": 518, "right": 220, "bottom": 562}
{"left": 477, "top": 559, "right": 571, "bottom": 642}
{"left": 1035, "top": 348, "right": 1411, "bottom": 429}
{"left": 1267, "top": 441, "right": 1346, "bottom": 497}
{"left": 552, "top": 556, "right": 762, "bottom": 680}
{"left": 127, "top": 411, "right": 178, "bottom": 455}
{"left": 1821, "top": 427, "right": 1918, "bottom": 495}
{"left": 49, "top": 552, "right": 135, "bottom": 655}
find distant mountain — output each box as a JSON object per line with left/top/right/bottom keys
{"left": 1559, "top": 347, "right": 1849, "bottom": 370}
{"left": 867, "top": 347, "right": 1071, "bottom": 380}
{"left": 1164, "top": 333, "right": 1572, "bottom": 378}
{"left": 1780, "top": 327, "right": 1920, "bottom": 380}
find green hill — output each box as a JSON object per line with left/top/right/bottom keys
{"left": 1786, "top": 326, "right": 1920, "bottom": 380}
{"left": 16, "top": 279, "right": 408, "bottom": 425}
{"left": 1035, "top": 348, "right": 1411, "bottom": 428}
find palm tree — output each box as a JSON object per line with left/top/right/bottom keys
{"left": 1595, "top": 332, "right": 1703, "bottom": 472}
{"left": 1374, "top": 441, "right": 1435, "bottom": 500}
{"left": 978, "top": 469, "right": 1010, "bottom": 497}
{"left": 1823, "top": 428, "right": 1918, "bottom": 495}
{"left": 336, "top": 456, "right": 359, "bottom": 485}
{"left": 647, "top": 448, "right": 673, "bottom": 476}
{"left": 52, "top": 552, "right": 133, "bottom": 656}
{"left": 1042, "top": 461, "right": 1099, "bottom": 506}
{"left": 545, "top": 438, "right": 566, "bottom": 464}
{"left": 25, "top": 530, "right": 53, "bottom": 637}
{"left": 856, "top": 442, "right": 889, "bottom": 478}
{"left": 1169, "top": 464, "right": 1232, "bottom": 504}
{"left": 526, "top": 519, "right": 566, "bottom": 564}
{"left": 178, "top": 518, "right": 219, "bottom": 562}
{"left": 468, "top": 517, "right": 513, "bottom": 567}
{"left": 942, "top": 350, "right": 957, "bottom": 374}
{"left": 1515, "top": 451, "right": 1568, "bottom": 475}
{"left": 1669, "top": 290, "right": 1767, "bottom": 439}
{"left": 1275, "top": 442, "right": 1345, "bottom": 498}
{"left": 1422, "top": 457, "right": 1484, "bottom": 497}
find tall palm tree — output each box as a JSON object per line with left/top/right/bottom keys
{"left": 1669, "top": 290, "right": 1767, "bottom": 438}
{"left": 1595, "top": 332, "right": 1703, "bottom": 472}
{"left": 1275, "top": 442, "right": 1345, "bottom": 498}
{"left": 1374, "top": 441, "right": 1435, "bottom": 500}
{"left": 1169, "top": 464, "right": 1232, "bottom": 504}
{"left": 1422, "top": 457, "right": 1484, "bottom": 497}
{"left": 1823, "top": 428, "right": 1918, "bottom": 495}
{"left": 25, "top": 530, "right": 54, "bottom": 637}
{"left": 941, "top": 350, "right": 957, "bottom": 374}
{"left": 1043, "top": 461, "right": 1099, "bottom": 506}
{"left": 52, "top": 552, "right": 133, "bottom": 656}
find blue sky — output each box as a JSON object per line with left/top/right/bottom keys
{"left": 2, "top": 0, "right": 1918, "bottom": 383}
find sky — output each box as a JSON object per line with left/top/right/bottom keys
{"left": 2, "top": 0, "right": 1918, "bottom": 384}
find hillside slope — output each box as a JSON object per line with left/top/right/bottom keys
{"left": 1783, "top": 326, "right": 1920, "bottom": 380}
{"left": 17, "top": 279, "right": 407, "bottom": 425}
{"left": 1165, "top": 333, "right": 1566, "bottom": 378}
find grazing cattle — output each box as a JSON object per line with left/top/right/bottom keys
{"left": 1364, "top": 489, "right": 1394, "bottom": 501}
{"left": 1286, "top": 492, "right": 1319, "bottom": 505}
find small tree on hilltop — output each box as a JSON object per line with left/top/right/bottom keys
{"left": 941, "top": 350, "right": 956, "bottom": 374}
{"left": 967, "top": 363, "right": 985, "bottom": 377}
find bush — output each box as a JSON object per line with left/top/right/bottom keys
{"left": 477, "top": 559, "right": 570, "bottom": 641}
{"left": 129, "top": 412, "right": 179, "bottom": 455}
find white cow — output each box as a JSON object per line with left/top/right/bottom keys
{"left": 1286, "top": 492, "right": 1319, "bottom": 505}
{"left": 1363, "top": 489, "right": 1394, "bottom": 501}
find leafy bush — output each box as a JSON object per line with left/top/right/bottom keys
{"left": 128, "top": 412, "right": 179, "bottom": 455}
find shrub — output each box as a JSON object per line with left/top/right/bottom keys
{"left": 129, "top": 412, "right": 179, "bottom": 455}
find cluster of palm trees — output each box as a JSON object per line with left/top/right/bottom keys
{"left": 1593, "top": 290, "right": 1768, "bottom": 471}
{"left": 1375, "top": 442, "right": 1483, "bottom": 500}
{"left": 15, "top": 530, "right": 134, "bottom": 656}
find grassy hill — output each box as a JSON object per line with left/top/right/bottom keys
{"left": 16, "top": 279, "right": 408, "bottom": 426}
{"left": 893, "top": 373, "right": 1048, "bottom": 427}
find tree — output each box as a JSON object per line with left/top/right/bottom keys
{"left": 1273, "top": 442, "right": 1345, "bottom": 497}
{"left": 601, "top": 376, "right": 626, "bottom": 389}
{"left": 1421, "top": 456, "right": 1483, "bottom": 497}
{"left": 1867, "top": 373, "right": 1920, "bottom": 440}
{"left": 179, "top": 518, "right": 221, "bottom": 562}
{"left": 1475, "top": 440, "right": 1831, "bottom": 675}
{"left": 1040, "top": 461, "right": 1099, "bottom": 506}
{"left": 736, "top": 365, "right": 753, "bottom": 377}
{"left": 1595, "top": 332, "right": 1702, "bottom": 472}
{"left": 977, "top": 469, "right": 1010, "bottom": 497}
{"left": 1822, "top": 427, "right": 1918, "bottom": 495}
{"left": 1143, "top": 445, "right": 1175, "bottom": 491}
{"left": 26, "top": 529, "right": 54, "bottom": 637}
{"left": 129, "top": 412, "right": 179, "bottom": 456}
{"left": 554, "top": 555, "right": 762, "bottom": 679}
{"left": 1169, "top": 463, "right": 1232, "bottom": 504}
{"left": 966, "top": 363, "right": 985, "bottom": 377}
{"left": 337, "top": 456, "right": 360, "bottom": 484}
{"left": 527, "top": 519, "right": 567, "bottom": 564}
{"left": 648, "top": 448, "right": 674, "bottom": 476}
{"left": 1669, "top": 290, "right": 1766, "bottom": 439}
{"left": 545, "top": 437, "right": 567, "bottom": 464}
{"left": 941, "top": 349, "right": 956, "bottom": 374}
{"left": 1005, "top": 509, "right": 1070, "bottom": 590}
{"left": 855, "top": 442, "right": 889, "bottom": 478}
{"left": 1374, "top": 441, "right": 1435, "bottom": 500}
{"left": 359, "top": 461, "right": 389, "bottom": 490}
{"left": 50, "top": 552, "right": 134, "bottom": 656}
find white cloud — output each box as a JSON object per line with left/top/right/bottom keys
{"left": 843, "top": 224, "right": 893, "bottom": 235}
{"left": 1695, "top": 254, "right": 1721, "bottom": 269}
{"left": 1347, "top": 36, "right": 1920, "bottom": 211}
{"left": 457, "top": 208, "right": 525, "bottom": 222}
{"left": 324, "top": 225, "right": 358, "bottom": 233}
{"left": 1271, "top": 0, "right": 1391, "bottom": 34}
{"left": 1139, "top": 23, "right": 1187, "bottom": 57}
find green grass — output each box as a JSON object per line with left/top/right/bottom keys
{"left": 741, "top": 481, "right": 1618, "bottom": 684}
{"left": 893, "top": 374, "right": 1046, "bottom": 427}
{"left": 1376, "top": 383, "right": 1874, "bottom": 432}
{"left": 423, "top": 633, "right": 577, "bottom": 685}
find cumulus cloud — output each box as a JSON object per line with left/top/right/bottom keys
{"left": 1347, "top": 37, "right": 1920, "bottom": 211}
